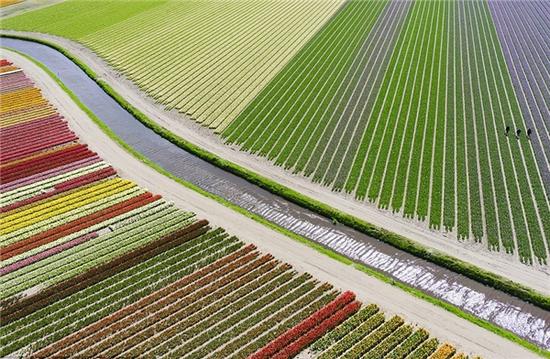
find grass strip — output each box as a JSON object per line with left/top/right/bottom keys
{"left": 2, "top": 35, "right": 547, "bottom": 358}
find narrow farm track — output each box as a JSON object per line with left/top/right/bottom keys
{"left": 221, "top": 0, "right": 550, "bottom": 265}
{"left": 6, "top": 31, "right": 548, "bottom": 296}
{"left": 1, "top": 49, "right": 544, "bottom": 358}
{"left": 2, "top": 0, "right": 549, "bottom": 264}
{"left": 0, "top": 59, "right": 477, "bottom": 358}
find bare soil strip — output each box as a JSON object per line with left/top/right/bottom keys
{"left": 3, "top": 48, "right": 541, "bottom": 359}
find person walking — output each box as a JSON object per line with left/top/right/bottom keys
{"left": 505, "top": 125, "right": 510, "bottom": 136}
{"left": 516, "top": 128, "right": 522, "bottom": 138}
{"left": 527, "top": 128, "right": 532, "bottom": 138}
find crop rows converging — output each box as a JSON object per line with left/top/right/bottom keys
{"left": 1, "top": 0, "right": 346, "bottom": 130}
{"left": 0, "top": 62, "right": 468, "bottom": 358}
{"left": 2, "top": 0, "right": 548, "bottom": 264}
{"left": 224, "top": 0, "right": 550, "bottom": 264}
{"left": 487, "top": 0, "right": 550, "bottom": 196}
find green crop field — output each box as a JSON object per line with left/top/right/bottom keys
{"left": 225, "top": 0, "right": 550, "bottom": 264}
{"left": 1, "top": 0, "right": 345, "bottom": 130}
{"left": 3, "top": 0, "right": 549, "bottom": 265}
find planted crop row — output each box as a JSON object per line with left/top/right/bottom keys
{"left": 1, "top": 186, "right": 146, "bottom": 247}
{"left": 0, "top": 166, "right": 116, "bottom": 213}
{"left": 216, "top": 289, "right": 336, "bottom": 358}
{"left": 1, "top": 191, "right": 157, "bottom": 260}
{"left": 1, "top": 192, "right": 157, "bottom": 261}
{"left": 36, "top": 247, "right": 264, "bottom": 357}
{"left": 385, "top": 328, "right": 429, "bottom": 359}
{"left": 0, "top": 232, "right": 99, "bottom": 276}
{"left": 0, "top": 155, "right": 103, "bottom": 195}
{"left": 163, "top": 279, "right": 321, "bottom": 358}
{"left": 0, "top": 161, "right": 110, "bottom": 206}
{"left": 1, "top": 230, "right": 239, "bottom": 356}
{"left": 0, "top": 178, "right": 133, "bottom": 230}
{"left": 315, "top": 306, "right": 452, "bottom": 359}
{"left": 1, "top": 219, "right": 210, "bottom": 323}
{"left": 311, "top": 304, "right": 379, "bottom": 352}
{"left": 0, "top": 205, "right": 193, "bottom": 299}
{"left": 92, "top": 256, "right": 279, "bottom": 358}
{"left": 272, "top": 300, "right": 361, "bottom": 359}
{"left": 130, "top": 266, "right": 303, "bottom": 358}
{"left": 251, "top": 291, "right": 356, "bottom": 358}
{"left": 487, "top": 0, "right": 550, "bottom": 197}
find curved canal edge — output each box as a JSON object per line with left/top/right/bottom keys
{"left": 2, "top": 36, "right": 549, "bottom": 355}
{"left": 2, "top": 33, "right": 547, "bottom": 311}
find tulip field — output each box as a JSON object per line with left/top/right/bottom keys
{"left": 2, "top": 0, "right": 548, "bottom": 265}
{"left": 223, "top": 0, "right": 550, "bottom": 264}
{"left": 0, "top": 62, "right": 466, "bottom": 358}
{"left": 1, "top": 0, "right": 345, "bottom": 130}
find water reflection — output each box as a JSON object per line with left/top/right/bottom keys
{"left": 3, "top": 37, "right": 548, "bottom": 349}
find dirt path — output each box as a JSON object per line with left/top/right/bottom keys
{"left": 3, "top": 48, "right": 542, "bottom": 359}
{"left": 0, "top": 0, "right": 62, "bottom": 19}
{"left": 6, "top": 31, "right": 547, "bottom": 295}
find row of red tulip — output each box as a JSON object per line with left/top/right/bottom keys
{"left": 32, "top": 243, "right": 258, "bottom": 357}
{"left": 1, "top": 220, "right": 211, "bottom": 325}
{"left": 1, "top": 192, "right": 159, "bottom": 260}
{"left": 251, "top": 290, "right": 356, "bottom": 359}
{"left": 274, "top": 300, "right": 361, "bottom": 359}
{"left": 1, "top": 144, "right": 93, "bottom": 184}
{"left": 1, "top": 166, "right": 117, "bottom": 213}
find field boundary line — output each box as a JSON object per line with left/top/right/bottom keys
{"left": 4, "top": 35, "right": 549, "bottom": 325}
{"left": 259, "top": 1, "right": 377, "bottom": 159}
{"left": 282, "top": 2, "right": 378, "bottom": 172}
{"left": 221, "top": 1, "right": 350, "bottom": 141}
{"left": 228, "top": 2, "right": 357, "bottom": 149}
{"left": 463, "top": 0, "right": 487, "bottom": 246}
{"left": 210, "top": 2, "right": 340, "bottom": 130}
{"left": 324, "top": 0, "right": 404, "bottom": 187}
{"left": 248, "top": 2, "right": 370, "bottom": 156}
{"left": 478, "top": 0, "right": 547, "bottom": 261}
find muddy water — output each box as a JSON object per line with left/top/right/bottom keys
{"left": 3, "top": 38, "right": 548, "bottom": 350}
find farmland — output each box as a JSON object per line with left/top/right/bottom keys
{"left": 223, "top": 0, "right": 550, "bottom": 264}
{"left": 1, "top": 0, "right": 345, "bottom": 130}
{"left": 0, "top": 62, "right": 468, "bottom": 358}
{"left": 2, "top": 0, "right": 547, "bottom": 265}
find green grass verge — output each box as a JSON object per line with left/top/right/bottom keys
{"left": 2, "top": 34, "right": 548, "bottom": 358}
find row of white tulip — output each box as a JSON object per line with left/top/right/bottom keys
{"left": 1, "top": 206, "right": 193, "bottom": 300}
{"left": 1, "top": 198, "right": 169, "bottom": 269}
{"left": 0, "top": 187, "right": 144, "bottom": 247}
{"left": 0, "top": 162, "right": 110, "bottom": 207}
